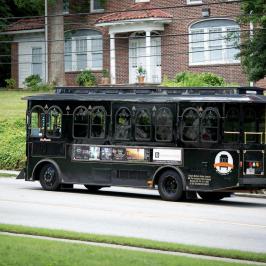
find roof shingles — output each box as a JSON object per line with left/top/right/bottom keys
{"left": 6, "top": 18, "right": 44, "bottom": 32}
{"left": 97, "top": 3, "right": 172, "bottom": 24}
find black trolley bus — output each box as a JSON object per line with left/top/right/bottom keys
{"left": 21, "top": 86, "right": 266, "bottom": 201}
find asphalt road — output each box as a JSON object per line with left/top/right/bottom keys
{"left": 0, "top": 178, "right": 266, "bottom": 253}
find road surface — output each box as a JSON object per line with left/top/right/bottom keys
{"left": 0, "top": 178, "right": 266, "bottom": 252}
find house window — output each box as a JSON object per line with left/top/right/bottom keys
{"left": 73, "top": 106, "right": 88, "bottom": 138}
{"left": 30, "top": 106, "right": 45, "bottom": 138}
{"left": 135, "top": 109, "right": 152, "bottom": 141}
{"left": 64, "top": 29, "right": 103, "bottom": 71}
{"left": 32, "top": 48, "right": 42, "bottom": 77}
{"left": 187, "top": 0, "right": 202, "bottom": 4}
{"left": 115, "top": 108, "right": 131, "bottom": 140}
{"left": 189, "top": 19, "right": 240, "bottom": 65}
{"left": 90, "top": 107, "right": 106, "bottom": 139}
{"left": 155, "top": 107, "right": 173, "bottom": 142}
{"left": 63, "top": 0, "right": 69, "bottom": 14}
{"left": 91, "top": 0, "right": 104, "bottom": 12}
{"left": 46, "top": 106, "right": 62, "bottom": 138}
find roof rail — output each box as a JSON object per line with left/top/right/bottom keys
{"left": 55, "top": 86, "right": 264, "bottom": 96}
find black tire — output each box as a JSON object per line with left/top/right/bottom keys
{"left": 84, "top": 185, "right": 102, "bottom": 192}
{"left": 39, "top": 163, "right": 61, "bottom": 191}
{"left": 198, "top": 192, "right": 231, "bottom": 201}
{"left": 158, "top": 170, "right": 184, "bottom": 201}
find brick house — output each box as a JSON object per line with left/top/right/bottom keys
{"left": 5, "top": 0, "right": 261, "bottom": 88}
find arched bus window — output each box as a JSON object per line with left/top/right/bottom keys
{"left": 73, "top": 106, "right": 88, "bottom": 138}
{"left": 135, "top": 109, "right": 152, "bottom": 141}
{"left": 201, "top": 108, "right": 219, "bottom": 142}
{"left": 115, "top": 107, "right": 131, "bottom": 140}
{"left": 47, "top": 106, "right": 62, "bottom": 138}
{"left": 155, "top": 107, "right": 173, "bottom": 142}
{"left": 224, "top": 107, "right": 240, "bottom": 142}
{"left": 30, "top": 106, "right": 45, "bottom": 138}
{"left": 90, "top": 107, "right": 106, "bottom": 139}
{"left": 181, "top": 108, "right": 199, "bottom": 142}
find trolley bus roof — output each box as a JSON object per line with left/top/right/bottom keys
{"left": 24, "top": 86, "right": 266, "bottom": 103}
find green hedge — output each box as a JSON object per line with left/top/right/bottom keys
{"left": 0, "top": 118, "right": 26, "bottom": 170}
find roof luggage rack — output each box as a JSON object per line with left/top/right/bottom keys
{"left": 55, "top": 86, "right": 264, "bottom": 96}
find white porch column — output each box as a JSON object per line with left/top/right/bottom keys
{"left": 145, "top": 30, "right": 152, "bottom": 83}
{"left": 110, "top": 33, "right": 116, "bottom": 85}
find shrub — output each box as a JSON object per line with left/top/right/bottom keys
{"left": 0, "top": 118, "right": 26, "bottom": 170}
{"left": 102, "top": 69, "right": 110, "bottom": 78}
{"left": 23, "top": 74, "right": 42, "bottom": 91}
{"left": 162, "top": 72, "right": 233, "bottom": 87}
{"left": 23, "top": 75, "right": 54, "bottom": 92}
{"left": 76, "top": 70, "right": 97, "bottom": 87}
{"left": 5, "top": 78, "right": 17, "bottom": 90}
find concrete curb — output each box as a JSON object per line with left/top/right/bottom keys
{"left": 0, "top": 170, "right": 19, "bottom": 175}
{"left": 0, "top": 232, "right": 265, "bottom": 265}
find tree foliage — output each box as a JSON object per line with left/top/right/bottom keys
{"left": 238, "top": 0, "right": 266, "bottom": 81}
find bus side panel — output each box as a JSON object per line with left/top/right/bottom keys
{"left": 183, "top": 149, "right": 240, "bottom": 191}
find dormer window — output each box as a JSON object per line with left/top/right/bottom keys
{"left": 91, "top": 0, "right": 105, "bottom": 13}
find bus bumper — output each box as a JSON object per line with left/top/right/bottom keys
{"left": 239, "top": 177, "right": 266, "bottom": 188}
{"left": 16, "top": 169, "right": 26, "bottom": 180}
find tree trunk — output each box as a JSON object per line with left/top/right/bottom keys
{"left": 48, "top": 0, "right": 65, "bottom": 86}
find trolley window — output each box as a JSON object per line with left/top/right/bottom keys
{"left": 46, "top": 106, "right": 62, "bottom": 138}
{"left": 201, "top": 108, "right": 219, "bottom": 142}
{"left": 30, "top": 106, "right": 45, "bottom": 138}
{"left": 73, "top": 106, "right": 88, "bottom": 138}
{"left": 115, "top": 107, "right": 131, "bottom": 140}
{"left": 135, "top": 109, "right": 152, "bottom": 141}
{"left": 90, "top": 107, "right": 106, "bottom": 139}
{"left": 155, "top": 107, "right": 173, "bottom": 142}
{"left": 181, "top": 108, "right": 199, "bottom": 142}
{"left": 224, "top": 106, "right": 240, "bottom": 143}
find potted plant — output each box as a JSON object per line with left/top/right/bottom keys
{"left": 137, "top": 66, "right": 146, "bottom": 84}
{"left": 101, "top": 69, "right": 110, "bottom": 85}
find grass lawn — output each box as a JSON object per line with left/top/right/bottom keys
{"left": 0, "top": 234, "right": 259, "bottom": 266}
{"left": 0, "top": 90, "right": 38, "bottom": 120}
{"left": 0, "top": 224, "right": 265, "bottom": 264}
{"left": 0, "top": 90, "right": 46, "bottom": 170}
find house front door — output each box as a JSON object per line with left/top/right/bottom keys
{"left": 129, "top": 32, "right": 161, "bottom": 84}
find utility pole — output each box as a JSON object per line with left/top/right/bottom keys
{"left": 45, "top": 0, "right": 48, "bottom": 83}
{"left": 48, "top": 0, "right": 65, "bottom": 86}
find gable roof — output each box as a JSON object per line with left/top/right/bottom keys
{"left": 5, "top": 18, "right": 44, "bottom": 33}
{"left": 97, "top": 3, "right": 173, "bottom": 24}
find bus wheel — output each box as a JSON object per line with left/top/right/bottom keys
{"left": 39, "top": 163, "right": 60, "bottom": 191}
{"left": 84, "top": 185, "right": 102, "bottom": 192}
{"left": 158, "top": 170, "right": 184, "bottom": 201}
{"left": 198, "top": 192, "right": 230, "bottom": 201}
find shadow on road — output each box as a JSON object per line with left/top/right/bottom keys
{"left": 26, "top": 185, "right": 266, "bottom": 207}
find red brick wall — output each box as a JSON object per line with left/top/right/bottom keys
{"left": 11, "top": 43, "right": 19, "bottom": 87}
{"left": 256, "top": 78, "right": 266, "bottom": 89}
{"left": 63, "top": 0, "right": 248, "bottom": 86}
